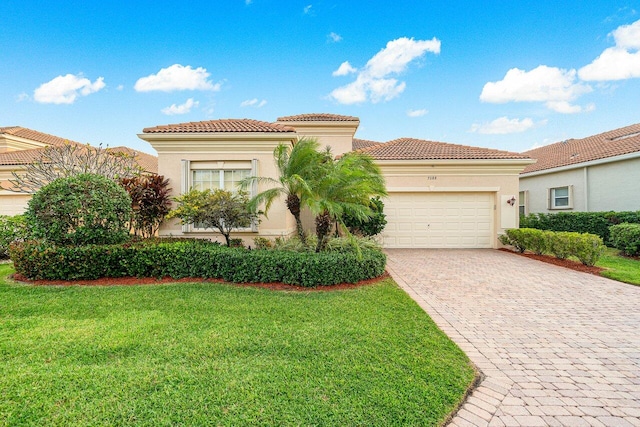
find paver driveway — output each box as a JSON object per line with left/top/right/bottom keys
{"left": 386, "top": 249, "right": 640, "bottom": 427}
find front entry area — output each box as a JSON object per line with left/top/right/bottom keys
{"left": 381, "top": 192, "right": 494, "bottom": 248}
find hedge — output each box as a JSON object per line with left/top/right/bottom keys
{"left": 500, "top": 228, "right": 605, "bottom": 266}
{"left": 520, "top": 211, "right": 640, "bottom": 244}
{"left": 609, "top": 223, "right": 640, "bottom": 257}
{"left": 8, "top": 239, "right": 387, "bottom": 287}
{"left": 0, "top": 215, "right": 29, "bottom": 259}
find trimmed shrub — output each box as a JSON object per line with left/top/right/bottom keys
{"left": 609, "top": 223, "right": 640, "bottom": 257}
{"left": 25, "top": 173, "right": 132, "bottom": 245}
{"left": 343, "top": 196, "right": 388, "bottom": 237}
{"left": 501, "top": 228, "right": 605, "bottom": 266}
{"left": 9, "top": 239, "right": 386, "bottom": 287}
{"left": 520, "top": 211, "right": 640, "bottom": 243}
{"left": 0, "top": 215, "right": 29, "bottom": 259}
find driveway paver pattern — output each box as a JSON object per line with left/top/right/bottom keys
{"left": 385, "top": 249, "right": 640, "bottom": 427}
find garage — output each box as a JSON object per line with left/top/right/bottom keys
{"left": 382, "top": 192, "right": 494, "bottom": 248}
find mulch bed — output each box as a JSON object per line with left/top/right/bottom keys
{"left": 9, "top": 272, "right": 391, "bottom": 292}
{"left": 498, "top": 248, "right": 605, "bottom": 276}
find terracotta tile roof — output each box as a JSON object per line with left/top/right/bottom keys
{"left": 277, "top": 113, "right": 360, "bottom": 122}
{"left": 522, "top": 123, "right": 640, "bottom": 174}
{"left": 0, "top": 126, "right": 82, "bottom": 147}
{"left": 352, "top": 138, "right": 381, "bottom": 150}
{"left": 143, "top": 119, "right": 295, "bottom": 133}
{"left": 356, "top": 137, "right": 530, "bottom": 160}
{"left": 0, "top": 148, "right": 45, "bottom": 165}
{"left": 0, "top": 145, "right": 158, "bottom": 174}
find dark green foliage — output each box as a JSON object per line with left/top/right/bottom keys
{"left": 0, "top": 215, "right": 29, "bottom": 259}
{"left": 119, "top": 175, "right": 172, "bottom": 238}
{"left": 343, "top": 196, "right": 388, "bottom": 236}
{"left": 502, "top": 228, "right": 605, "bottom": 266}
{"left": 167, "top": 189, "right": 257, "bottom": 246}
{"left": 520, "top": 211, "right": 640, "bottom": 243}
{"left": 609, "top": 223, "right": 640, "bottom": 256}
{"left": 9, "top": 239, "right": 386, "bottom": 286}
{"left": 24, "top": 173, "right": 132, "bottom": 245}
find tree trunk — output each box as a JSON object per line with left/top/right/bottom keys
{"left": 315, "top": 210, "right": 331, "bottom": 252}
{"left": 286, "top": 194, "right": 306, "bottom": 244}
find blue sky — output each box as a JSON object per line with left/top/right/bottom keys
{"left": 2, "top": 1, "right": 640, "bottom": 155}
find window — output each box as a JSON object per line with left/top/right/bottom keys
{"left": 180, "top": 159, "right": 258, "bottom": 232}
{"left": 192, "top": 169, "right": 250, "bottom": 193}
{"left": 518, "top": 191, "right": 526, "bottom": 216}
{"left": 549, "top": 186, "right": 572, "bottom": 209}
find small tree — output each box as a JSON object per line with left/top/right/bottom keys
{"left": 167, "top": 189, "right": 257, "bottom": 246}
{"left": 9, "top": 142, "right": 142, "bottom": 193}
{"left": 25, "top": 173, "right": 132, "bottom": 245}
{"left": 120, "top": 175, "right": 172, "bottom": 238}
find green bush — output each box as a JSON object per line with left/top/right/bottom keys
{"left": 9, "top": 239, "right": 386, "bottom": 287}
{"left": 0, "top": 215, "right": 29, "bottom": 259}
{"left": 343, "top": 196, "right": 388, "bottom": 237}
{"left": 25, "top": 173, "right": 132, "bottom": 245}
{"left": 609, "top": 223, "right": 640, "bottom": 257}
{"left": 520, "top": 211, "right": 640, "bottom": 243}
{"left": 502, "top": 228, "right": 605, "bottom": 266}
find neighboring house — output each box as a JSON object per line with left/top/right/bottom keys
{"left": 0, "top": 126, "right": 158, "bottom": 216}
{"left": 519, "top": 123, "right": 640, "bottom": 215}
{"left": 139, "top": 114, "right": 533, "bottom": 249}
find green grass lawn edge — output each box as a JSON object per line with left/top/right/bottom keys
{"left": 0, "top": 263, "right": 477, "bottom": 426}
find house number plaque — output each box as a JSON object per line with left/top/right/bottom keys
{"left": 426, "top": 176, "right": 437, "bottom": 180}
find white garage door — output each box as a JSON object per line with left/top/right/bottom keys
{"left": 382, "top": 192, "right": 494, "bottom": 248}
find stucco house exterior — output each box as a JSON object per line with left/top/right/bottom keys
{"left": 139, "top": 113, "right": 533, "bottom": 249}
{"left": 0, "top": 126, "right": 158, "bottom": 216}
{"left": 519, "top": 123, "right": 640, "bottom": 215}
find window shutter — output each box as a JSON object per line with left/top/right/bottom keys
{"left": 181, "top": 160, "right": 190, "bottom": 233}
{"left": 251, "top": 159, "right": 258, "bottom": 232}
{"left": 547, "top": 188, "right": 552, "bottom": 210}
{"left": 568, "top": 185, "right": 574, "bottom": 209}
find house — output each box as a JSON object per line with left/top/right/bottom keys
{"left": 519, "top": 123, "right": 640, "bottom": 215}
{"left": 0, "top": 126, "right": 158, "bottom": 216}
{"left": 139, "top": 114, "right": 533, "bottom": 248}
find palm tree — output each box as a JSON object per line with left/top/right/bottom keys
{"left": 242, "top": 138, "right": 324, "bottom": 244}
{"left": 310, "top": 151, "right": 387, "bottom": 252}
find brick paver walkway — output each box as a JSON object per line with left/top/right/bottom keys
{"left": 386, "top": 249, "right": 640, "bottom": 427}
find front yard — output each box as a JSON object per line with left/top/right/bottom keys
{"left": 597, "top": 247, "right": 640, "bottom": 285}
{"left": 0, "top": 264, "right": 475, "bottom": 426}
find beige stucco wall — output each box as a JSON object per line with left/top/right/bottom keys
{"left": 380, "top": 160, "right": 530, "bottom": 248}
{"left": 0, "top": 192, "right": 30, "bottom": 216}
{"left": 520, "top": 155, "right": 640, "bottom": 213}
{"left": 275, "top": 121, "right": 358, "bottom": 156}
{"left": 138, "top": 133, "right": 299, "bottom": 246}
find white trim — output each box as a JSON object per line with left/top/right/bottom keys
{"left": 386, "top": 186, "right": 500, "bottom": 193}
{"left": 549, "top": 185, "right": 573, "bottom": 210}
{"left": 521, "top": 150, "right": 640, "bottom": 177}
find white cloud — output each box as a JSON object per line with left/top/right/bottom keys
{"left": 329, "top": 37, "right": 441, "bottom": 104}
{"left": 116, "top": 84, "right": 124, "bottom": 91}
{"left": 16, "top": 93, "right": 29, "bottom": 102}
{"left": 480, "top": 65, "right": 592, "bottom": 113}
{"left": 303, "top": 4, "right": 312, "bottom": 14}
{"left": 469, "top": 117, "right": 543, "bottom": 134}
{"left": 34, "top": 74, "right": 105, "bottom": 104}
{"left": 407, "top": 108, "right": 428, "bottom": 117}
{"left": 134, "top": 64, "right": 220, "bottom": 92}
{"left": 332, "top": 61, "right": 357, "bottom": 76}
{"left": 161, "top": 98, "right": 199, "bottom": 115}
{"left": 328, "top": 32, "right": 342, "bottom": 43}
{"left": 578, "top": 19, "right": 640, "bottom": 81}
{"left": 240, "top": 98, "right": 267, "bottom": 108}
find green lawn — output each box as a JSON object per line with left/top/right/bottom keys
{"left": 597, "top": 247, "right": 640, "bottom": 285}
{"left": 0, "top": 264, "right": 475, "bottom": 426}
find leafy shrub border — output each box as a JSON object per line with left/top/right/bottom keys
{"left": 500, "top": 228, "right": 605, "bottom": 266}
{"left": 9, "top": 240, "right": 387, "bottom": 287}
{"left": 609, "top": 223, "right": 640, "bottom": 257}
